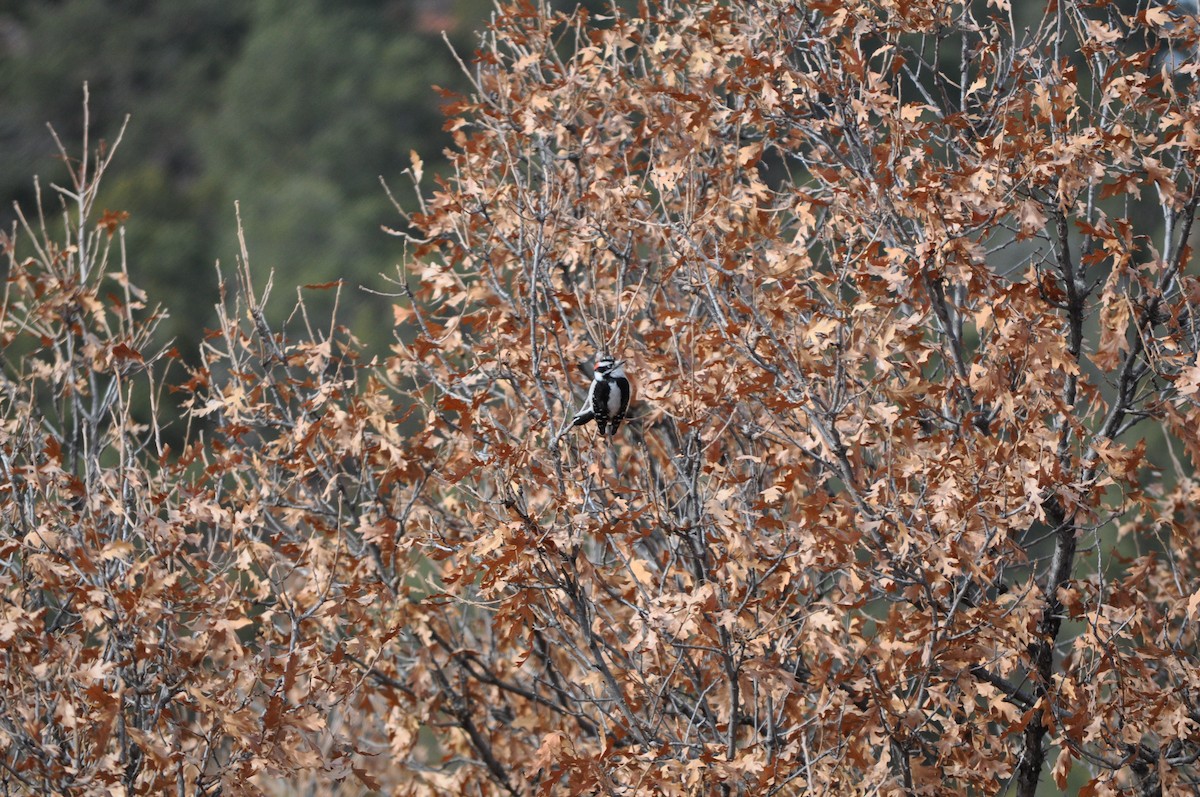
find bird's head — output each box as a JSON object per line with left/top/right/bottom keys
{"left": 594, "top": 355, "right": 625, "bottom": 378}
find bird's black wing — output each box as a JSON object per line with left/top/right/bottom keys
{"left": 591, "top": 379, "right": 613, "bottom": 433}
{"left": 609, "top": 376, "right": 630, "bottom": 433}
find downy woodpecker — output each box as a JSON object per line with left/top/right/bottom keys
{"left": 571, "top": 356, "right": 632, "bottom": 435}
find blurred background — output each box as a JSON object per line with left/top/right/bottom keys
{"left": 0, "top": 0, "right": 491, "bottom": 354}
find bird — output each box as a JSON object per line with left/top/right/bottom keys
{"left": 571, "top": 355, "right": 632, "bottom": 436}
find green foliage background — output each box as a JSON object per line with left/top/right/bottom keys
{"left": 0, "top": 0, "right": 485, "bottom": 350}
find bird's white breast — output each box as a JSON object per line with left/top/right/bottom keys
{"left": 605, "top": 384, "right": 623, "bottom": 417}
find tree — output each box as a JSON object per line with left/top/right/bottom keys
{"left": 4, "top": 0, "right": 1200, "bottom": 795}
{"left": 395, "top": 0, "right": 1200, "bottom": 794}
{"left": 0, "top": 110, "right": 408, "bottom": 795}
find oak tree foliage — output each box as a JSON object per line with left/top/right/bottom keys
{"left": 4, "top": 0, "right": 1200, "bottom": 795}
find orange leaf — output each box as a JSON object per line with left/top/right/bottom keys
{"left": 112, "top": 343, "right": 143, "bottom": 363}
{"left": 97, "top": 209, "right": 129, "bottom": 236}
